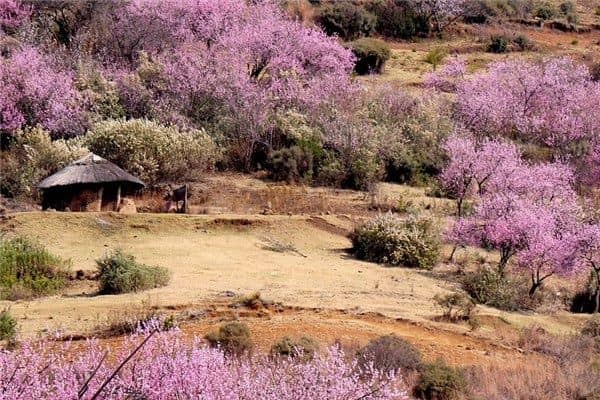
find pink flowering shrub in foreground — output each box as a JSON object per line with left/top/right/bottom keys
{"left": 0, "top": 330, "right": 408, "bottom": 400}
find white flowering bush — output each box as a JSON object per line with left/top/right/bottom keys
{"left": 84, "top": 119, "right": 219, "bottom": 185}
{"left": 0, "top": 126, "right": 87, "bottom": 197}
{"left": 351, "top": 212, "right": 441, "bottom": 269}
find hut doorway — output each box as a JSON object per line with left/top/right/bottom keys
{"left": 100, "top": 185, "right": 121, "bottom": 211}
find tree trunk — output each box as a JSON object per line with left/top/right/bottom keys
{"left": 497, "top": 253, "right": 510, "bottom": 278}
{"left": 529, "top": 280, "right": 541, "bottom": 298}
{"left": 448, "top": 245, "right": 458, "bottom": 262}
{"left": 594, "top": 268, "right": 600, "bottom": 314}
{"left": 448, "top": 198, "right": 463, "bottom": 262}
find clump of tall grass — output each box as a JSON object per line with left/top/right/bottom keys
{"left": 0, "top": 309, "right": 17, "bottom": 343}
{"left": 0, "top": 236, "right": 70, "bottom": 300}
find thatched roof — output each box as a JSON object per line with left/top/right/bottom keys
{"left": 38, "top": 153, "right": 145, "bottom": 190}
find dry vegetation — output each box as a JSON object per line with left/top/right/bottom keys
{"left": 1, "top": 0, "right": 599, "bottom": 398}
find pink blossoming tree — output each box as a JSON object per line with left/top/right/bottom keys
{"left": 91, "top": 0, "right": 355, "bottom": 168}
{"left": 0, "top": 0, "right": 29, "bottom": 34}
{"left": 443, "top": 132, "right": 585, "bottom": 294}
{"left": 429, "top": 57, "right": 600, "bottom": 187}
{"left": 0, "top": 47, "right": 86, "bottom": 137}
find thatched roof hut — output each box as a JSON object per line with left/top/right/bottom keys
{"left": 38, "top": 153, "right": 145, "bottom": 211}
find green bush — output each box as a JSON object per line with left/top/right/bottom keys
{"left": 0, "top": 127, "right": 87, "bottom": 198}
{"left": 84, "top": 119, "right": 219, "bottom": 186}
{"left": 0, "top": 309, "right": 17, "bottom": 342}
{"left": 434, "top": 293, "right": 475, "bottom": 321}
{"left": 487, "top": 35, "right": 509, "bottom": 53}
{"left": 205, "top": 321, "right": 253, "bottom": 355}
{"left": 268, "top": 146, "right": 314, "bottom": 183}
{"left": 315, "top": 151, "right": 347, "bottom": 188}
{"left": 314, "top": 3, "right": 376, "bottom": 40}
{"left": 349, "top": 38, "right": 391, "bottom": 75}
{"left": 357, "top": 334, "right": 422, "bottom": 374}
{"left": 76, "top": 65, "right": 126, "bottom": 121}
{"left": 463, "top": 0, "right": 498, "bottom": 23}
{"left": 462, "top": 267, "right": 532, "bottom": 311}
{"left": 415, "top": 359, "right": 468, "bottom": 400}
{"left": 366, "top": 0, "right": 429, "bottom": 39}
{"left": 271, "top": 336, "right": 319, "bottom": 359}
{"left": 582, "top": 315, "right": 600, "bottom": 339}
{"left": 377, "top": 101, "right": 452, "bottom": 186}
{"left": 590, "top": 62, "right": 600, "bottom": 82}
{"left": 535, "top": 1, "right": 557, "bottom": 19}
{"left": 558, "top": 1, "right": 576, "bottom": 16}
{"left": 315, "top": 148, "right": 384, "bottom": 191}
{"left": 0, "top": 237, "right": 70, "bottom": 300}
{"left": 96, "top": 250, "right": 170, "bottom": 294}
{"left": 346, "top": 148, "right": 385, "bottom": 191}
{"left": 351, "top": 213, "right": 441, "bottom": 269}
{"left": 424, "top": 48, "right": 447, "bottom": 71}
{"left": 558, "top": 0, "right": 578, "bottom": 22}
{"left": 514, "top": 34, "right": 534, "bottom": 51}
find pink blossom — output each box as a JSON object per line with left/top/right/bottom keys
{"left": 424, "top": 57, "right": 466, "bottom": 92}
{"left": 0, "top": 331, "right": 409, "bottom": 400}
{"left": 443, "top": 133, "right": 585, "bottom": 293}
{"left": 0, "top": 0, "right": 29, "bottom": 34}
{"left": 0, "top": 47, "right": 86, "bottom": 137}
{"left": 430, "top": 57, "right": 600, "bottom": 187}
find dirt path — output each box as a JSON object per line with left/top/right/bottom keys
{"left": 175, "top": 305, "right": 531, "bottom": 366}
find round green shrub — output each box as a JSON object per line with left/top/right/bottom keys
{"left": 351, "top": 213, "right": 441, "bottom": 269}
{"left": 345, "top": 148, "right": 384, "bottom": 191}
{"left": 357, "top": 334, "right": 422, "bottom": 374}
{"left": 462, "top": 267, "right": 531, "bottom": 311}
{"left": 487, "top": 35, "right": 509, "bottom": 53}
{"left": 415, "top": 359, "right": 468, "bottom": 400}
{"left": 514, "top": 34, "right": 534, "bottom": 51}
{"left": 0, "top": 236, "right": 71, "bottom": 300}
{"left": 366, "top": 0, "right": 429, "bottom": 39}
{"left": 349, "top": 38, "right": 391, "bottom": 75}
{"left": 96, "top": 250, "right": 171, "bottom": 294}
{"left": 271, "top": 336, "right": 319, "bottom": 359}
{"left": 434, "top": 293, "right": 475, "bottom": 321}
{"left": 268, "top": 146, "right": 314, "bottom": 183}
{"left": 314, "top": 3, "right": 376, "bottom": 40}
{"left": 535, "top": 1, "right": 558, "bottom": 19}
{"left": 205, "top": 321, "right": 253, "bottom": 355}
{"left": 559, "top": 1, "right": 576, "bottom": 16}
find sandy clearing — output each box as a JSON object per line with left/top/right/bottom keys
{"left": 0, "top": 212, "right": 584, "bottom": 341}
{"left": 2, "top": 212, "right": 457, "bottom": 337}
